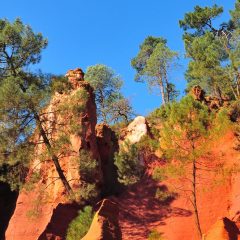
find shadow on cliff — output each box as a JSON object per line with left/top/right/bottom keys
{"left": 38, "top": 203, "right": 80, "bottom": 240}
{"left": 0, "top": 182, "right": 18, "bottom": 240}
{"left": 115, "top": 176, "right": 192, "bottom": 239}
{"left": 224, "top": 217, "right": 240, "bottom": 240}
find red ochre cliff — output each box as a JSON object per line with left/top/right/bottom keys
{"left": 6, "top": 68, "right": 102, "bottom": 240}
{"left": 4, "top": 76, "right": 240, "bottom": 240}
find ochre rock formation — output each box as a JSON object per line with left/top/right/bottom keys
{"left": 65, "top": 67, "right": 85, "bottom": 89}
{"left": 191, "top": 85, "right": 206, "bottom": 101}
{"left": 82, "top": 199, "right": 122, "bottom": 240}
{"left": 190, "top": 85, "right": 230, "bottom": 110}
{"left": 204, "top": 217, "right": 239, "bottom": 240}
{"left": 6, "top": 68, "right": 102, "bottom": 240}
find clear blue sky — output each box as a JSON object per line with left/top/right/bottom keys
{"left": 0, "top": 0, "right": 236, "bottom": 115}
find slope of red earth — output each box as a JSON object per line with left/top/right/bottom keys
{"left": 116, "top": 131, "right": 240, "bottom": 240}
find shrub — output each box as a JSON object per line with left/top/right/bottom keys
{"left": 148, "top": 229, "right": 164, "bottom": 240}
{"left": 137, "top": 135, "right": 160, "bottom": 153}
{"left": 114, "top": 141, "right": 144, "bottom": 185}
{"left": 66, "top": 206, "right": 94, "bottom": 240}
{"left": 51, "top": 75, "right": 72, "bottom": 94}
{"left": 78, "top": 182, "right": 99, "bottom": 202}
{"left": 155, "top": 187, "right": 176, "bottom": 202}
{"left": 79, "top": 150, "right": 99, "bottom": 202}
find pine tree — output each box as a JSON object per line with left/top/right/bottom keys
{"left": 131, "top": 36, "right": 179, "bottom": 105}
{"left": 180, "top": 2, "right": 240, "bottom": 99}
{"left": 0, "top": 18, "right": 73, "bottom": 195}
{"left": 158, "top": 95, "right": 211, "bottom": 239}
{"left": 85, "top": 64, "right": 134, "bottom": 124}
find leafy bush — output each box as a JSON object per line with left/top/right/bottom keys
{"left": 26, "top": 190, "right": 49, "bottom": 219}
{"left": 114, "top": 141, "right": 144, "bottom": 185}
{"left": 137, "top": 135, "right": 160, "bottom": 153}
{"left": 51, "top": 75, "right": 72, "bottom": 94}
{"left": 111, "top": 120, "right": 129, "bottom": 138}
{"left": 148, "top": 229, "right": 164, "bottom": 240}
{"left": 145, "top": 105, "right": 171, "bottom": 141}
{"left": 79, "top": 150, "right": 99, "bottom": 202}
{"left": 153, "top": 164, "right": 186, "bottom": 182}
{"left": 155, "top": 187, "right": 176, "bottom": 202}
{"left": 78, "top": 182, "right": 99, "bottom": 202}
{"left": 0, "top": 163, "right": 28, "bottom": 191}
{"left": 66, "top": 206, "right": 94, "bottom": 240}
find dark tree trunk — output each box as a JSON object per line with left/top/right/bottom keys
{"left": 192, "top": 158, "right": 202, "bottom": 239}
{"left": 34, "top": 112, "right": 74, "bottom": 197}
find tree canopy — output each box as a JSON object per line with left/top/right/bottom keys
{"left": 85, "top": 64, "right": 134, "bottom": 124}
{"left": 131, "top": 36, "right": 179, "bottom": 105}
{"left": 0, "top": 18, "right": 73, "bottom": 195}
{"left": 180, "top": 2, "right": 240, "bottom": 99}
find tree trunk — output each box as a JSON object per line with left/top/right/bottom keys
{"left": 164, "top": 70, "right": 170, "bottom": 103}
{"left": 34, "top": 112, "right": 74, "bottom": 197}
{"left": 192, "top": 158, "right": 202, "bottom": 239}
{"left": 99, "top": 91, "right": 108, "bottom": 124}
{"left": 236, "top": 72, "right": 240, "bottom": 99}
{"left": 5, "top": 51, "right": 74, "bottom": 197}
{"left": 158, "top": 76, "right": 166, "bottom": 105}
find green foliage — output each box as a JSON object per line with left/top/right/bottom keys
{"left": 156, "top": 95, "right": 232, "bottom": 238}
{"left": 58, "top": 88, "right": 88, "bottom": 135}
{"left": 0, "top": 18, "right": 75, "bottom": 196}
{"left": 185, "top": 32, "right": 229, "bottom": 95}
{"left": 114, "top": 141, "right": 144, "bottom": 185}
{"left": 26, "top": 190, "right": 49, "bottom": 219}
{"left": 0, "top": 18, "right": 51, "bottom": 189}
{"left": 79, "top": 150, "right": 98, "bottom": 182}
{"left": 85, "top": 64, "right": 133, "bottom": 124}
{"left": 0, "top": 18, "right": 47, "bottom": 73}
{"left": 78, "top": 183, "right": 99, "bottom": 202}
{"left": 148, "top": 229, "right": 164, "bottom": 240}
{"left": 153, "top": 164, "right": 186, "bottom": 182}
{"left": 131, "top": 36, "right": 179, "bottom": 104}
{"left": 23, "top": 171, "right": 41, "bottom": 192}
{"left": 179, "top": 5, "right": 223, "bottom": 33}
{"left": 180, "top": 3, "right": 240, "bottom": 100}
{"left": 160, "top": 95, "right": 211, "bottom": 162}
{"left": 230, "top": 0, "right": 240, "bottom": 28}
{"left": 131, "top": 36, "right": 167, "bottom": 81}
{"left": 78, "top": 150, "right": 99, "bottom": 202}
{"left": 0, "top": 163, "right": 27, "bottom": 190}
{"left": 137, "top": 135, "right": 160, "bottom": 153}
{"left": 111, "top": 120, "right": 129, "bottom": 138}
{"left": 212, "top": 108, "right": 233, "bottom": 135}
{"left": 108, "top": 98, "right": 135, "bottom": 124}
{"left": 155, "top": 187, "right": 176, "bottom": 202}
{"left": 51, "top": 75, "right": 72, "bottom": 94}
{"left": 66, "top": 206, "right": 94, "bottom": 240}
{"left": 146, "top": 105, "right": 171, "bottom": 139}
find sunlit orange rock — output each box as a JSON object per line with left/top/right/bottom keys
{"left": 6, "top": 68, "right": 101, "bottom": 240}
{"left": 82, "top": 199, "right": 122, "bottom": 240}
{"left": 204, "top": 217, "right": 239, "bottom": 240}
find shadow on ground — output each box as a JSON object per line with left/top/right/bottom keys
{"left": 38, "top": 202, "right": 80, "bottom": 240}
{"left": 115, "top": 176, "right": 192, "bottom": 239}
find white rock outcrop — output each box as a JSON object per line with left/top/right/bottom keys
{"left": 124, "top": 116, "right": 148, "bottom": 144}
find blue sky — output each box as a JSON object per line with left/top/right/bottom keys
{"left": 0, "top": 0, "right": 236, "bottom": 115}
